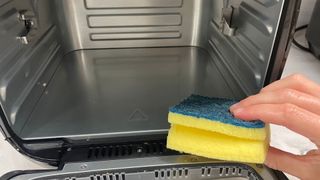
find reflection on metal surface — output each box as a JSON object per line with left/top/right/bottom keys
{"left": 19, "top": 47, "right": 234, "bottom": 140}
{"left": 53, "top": 0, "right": 284, "bottom": 95}
{"left": 0, "top": 0, "right": 285, "bottom": 141}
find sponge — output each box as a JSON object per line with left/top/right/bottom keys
{"left": 167, "top": 95, "right": 269, "bottom": 164}
{"left": 168, "top": 95, "right": 267, "bottom": 140}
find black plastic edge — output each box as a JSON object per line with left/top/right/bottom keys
{"left": 0, "top": 98, "right": 65, "bottom": 164}
{"left": 264, "top": 0, "right": 302, "bottom": 86}
{"left": 0, "top": 170, "right": 57, "bottom": 180}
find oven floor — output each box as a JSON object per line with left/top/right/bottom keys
{"left": 18, "top": 47, "right": 235, "bottom": 140}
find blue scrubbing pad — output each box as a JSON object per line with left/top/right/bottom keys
{"left": 168, "top": 95, "right": 267, "bottom": 140}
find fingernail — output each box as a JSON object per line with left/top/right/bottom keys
{"left": 233, "top": 108, "right": 244, "bottom": 115}
{"left": 230, "top": 103, "right": 240, "bottom": 111}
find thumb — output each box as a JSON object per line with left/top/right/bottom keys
{"left": 265, "top": 147, "right": 312, "bottom": 179}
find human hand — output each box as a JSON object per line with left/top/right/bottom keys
{"left": 230, "top": 74, "right": 320, "bottom": 180}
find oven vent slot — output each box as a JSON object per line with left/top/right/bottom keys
{"left": 89, "top": 173, "right": 126, "bottom": 180}
{"left": 87, "top": 145, "right": 133, "bottom": 159}
{"left": 65, "top": 173, "right": 126, "bottom": 180}
{"left": 87, "top": 142, "right": 166, "bottom": 159}
{"left": 154, "top": 168, "right": 189, "bottom": 179}
{"left": 65, "top": 178, "right": 76, "bottom": 180}
{"left": 50, "top": 164, "right": 261, "bottom": 180}
{"left": 201, "top": 167, "right": 212, "bottom": 176}
{"left": 219, "top": 166, "right": 247, "bottom": 177}
{"left": 61, "top": 140, "right": 174, "bottom": 162}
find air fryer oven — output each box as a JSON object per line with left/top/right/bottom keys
{"left": 0, "top": 0, "right": 300, "bottom": 179}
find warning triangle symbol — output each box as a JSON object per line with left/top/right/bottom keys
{"left": 129, "top": 109, "right": 148, "bottom": 122}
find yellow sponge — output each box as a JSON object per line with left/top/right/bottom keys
{"left": 167, "top": 124, "right": 269, "bottom": 163}
{"left": 168, "top": 112, "right": 267, "bottom": 140}
{"left": 166, "top": 95, "right": 269, "bottom": 164}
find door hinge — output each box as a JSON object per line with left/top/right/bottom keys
{"left": 17, "top": 10, "right": 38, "bottom": 44}
{"left": 220, "top": 7, "right": 237, "bottom": 36}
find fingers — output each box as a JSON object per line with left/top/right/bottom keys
{"left": 265, "top": 147, "right": 316, "bottom": 179}
{"left": 230, "top": 89, "right": 320, "bottom": 116}
{"left": 231, "top": 104, "right": 320, "bottom": 141}
{"left": 261, "top": 74, "right": 320, "bottom": 98}
{"left": 234, "top": 74, "right": 320, "bottom": 179}
{"left": 265, "top": 147, "right": 309, "bottom": 179}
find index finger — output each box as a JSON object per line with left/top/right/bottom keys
{"left": 261, "top": 74, "right": 320, "bottom": 98}
{"left": 232, "top": 103, "right": 320, "bottom": 142}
